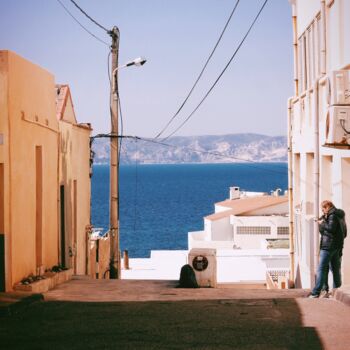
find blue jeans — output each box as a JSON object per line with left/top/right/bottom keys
{"left": 312, "top": 248, "right": 342, "bottom": 296}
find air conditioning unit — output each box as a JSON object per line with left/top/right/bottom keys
{"left": 329, "top": 70, "right": 350, "bottom": 106}
{"left": 188, "top": 248, "right": 217, "bottom": 287}
{"left": 325, "top": 106, "right": 350, "bottom": 145}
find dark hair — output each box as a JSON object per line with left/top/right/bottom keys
{"left": 321, "top": 200, "right": 334, "bottom": 209}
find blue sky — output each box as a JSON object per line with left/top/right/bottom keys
{"left": 0, "top": 0, "right": 293, "bottom": 137}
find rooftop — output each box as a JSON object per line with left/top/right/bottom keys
{"left": 205, "top": 195, "right": 288, "bottom": 221}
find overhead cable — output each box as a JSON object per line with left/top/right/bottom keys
{"left": 154, "top": 0, "right": 241, "bottom": 139}
{"left": 69, "top": 0, "right": 110, "bottom": 33}
{"left": 56, "top": 0, "right": 109, "bottom": 46}
{"left": 161, "top": 0, "right": 269, "bottom": 141}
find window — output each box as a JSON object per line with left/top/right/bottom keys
{"left": 298, "top": 14, "right": 322, "bottom": 94}
{"left": 277, "top": 227, "right": 289, "bottom": 235}
{"left": 236, "top": 226, "right": 271, "bottom": 235}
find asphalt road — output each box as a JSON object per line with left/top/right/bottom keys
{"left": 1, "top": 296, "right": 349, "bottom": 350}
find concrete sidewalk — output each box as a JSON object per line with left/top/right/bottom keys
{"left": 1, "top": 277, "right": 350, "bottom": 307}
{"left": 43, "top": 277, "right": 309, "bottom": 302}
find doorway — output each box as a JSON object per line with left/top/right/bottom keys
{"left": 60, "top": 185, "right": 66, "bottom": 267}
{"left": 0, "top": 163, "right": 4, "bottom": 291}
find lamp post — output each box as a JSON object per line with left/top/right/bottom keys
{"left": 109, "top": 26, "right": 146, "bottom": 279}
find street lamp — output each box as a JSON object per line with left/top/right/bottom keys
{"left": 112, "top": 57, "right": 147, "bottom": 93}
{"left": 109, "top": 26, "right": 146, "bottom": 280}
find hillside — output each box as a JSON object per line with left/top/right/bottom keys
{"left": 91, "top": 133, "right": 287, "bottom": 164}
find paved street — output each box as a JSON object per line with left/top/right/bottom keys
{"left": 1, "top": 279, "right": 350, "bottom": 349}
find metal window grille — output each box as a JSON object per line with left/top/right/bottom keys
{"left": 277, "top": 227, "right": 289, "bottom": 235}
{"left": 236, "top": 226, "right": 271, "bottom": 235}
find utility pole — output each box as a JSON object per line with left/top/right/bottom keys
{"left": 109, "top": 26, "right": 120, "bottom": 279}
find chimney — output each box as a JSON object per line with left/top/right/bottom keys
{"left": 229, "top": 186, "right": 240, "bottom": 200}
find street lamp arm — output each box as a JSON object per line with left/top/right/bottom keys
{"left": 112, "top": 57, "right": 147, "bottom": 93}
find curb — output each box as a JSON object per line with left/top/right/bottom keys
{"left": 0, "top": 293, "right": 44, "bottom": 317}
{"left": 334, "top": 288, "right": 350, "bottom": 307}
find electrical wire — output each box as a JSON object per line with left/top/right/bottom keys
{"left": 69, "top": 0, "right": 110, "bottom": 33}
{"left": 56, "top": 0, "right": 110, "bottom": 46}
{"left": 154, "top": 0, "right": 241, "bottom": 139}
{"left": 107, "top": 51, "right": 112, "bottom": 84}
{"left": 118, "top": 89, "right": 124, "bottom": 164}
{"left": 161, "top": 0, "right": 269, "bottom": 141}
{"left": 133, "top": 139, "right": 140, "bottom": 235}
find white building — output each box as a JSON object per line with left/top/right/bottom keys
{"left": 288, "top": 0, "right": 350, "bottom": 288}
{"left": 189, "top": 187, "right": 290, "bottom": 250}
{"left": 121, "top": 188, "right": 291, "bottom": 285}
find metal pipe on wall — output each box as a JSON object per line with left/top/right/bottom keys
{"left": 287, "top": 0, "right": 297, "bottom": 287}
{"left": 311, "top": 0, "right": 327, "bottom": 285}
{"left": 287, "top": 97, "right": 295, "bottom": 286}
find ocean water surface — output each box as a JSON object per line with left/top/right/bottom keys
{"left": 91, "top": 163, "right": 288, "bottom": 258}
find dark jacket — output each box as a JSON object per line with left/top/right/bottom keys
{"left": 319, "top": 207, "right": 347, "bottom": 251}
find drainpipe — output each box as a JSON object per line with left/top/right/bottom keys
{"left": 313, "top": 80, "right": 320, "bottom": 285}
{"left": 291, "top": 2, "right": 299, "bottom": 95}
{"left": 288, "top": 97, "right": 295, "bottom": 286}
{"left": 320, "top": 0, "right": 327, "bottom": 76}
{"left": 287, "top": 0, "right": 297, "bottom": 287}
{"left": 312, "top": 0, "right": 327, "bottom": 284}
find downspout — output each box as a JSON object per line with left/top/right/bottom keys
{"left": 287, "top": 0, "right": 298, "bottom": 287}
{"left": 291, "top": 4, "right": 299, "bottom": 95}
{"left": 288, "top": 98, "right": 295, "bottom": 286}
{"left": 312, "top": 0, "right": 327, "bottom": 283}
{"left": 313, "top": 80, "right": 320, "bottom": 285}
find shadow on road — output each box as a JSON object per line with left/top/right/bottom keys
{"left": 0, "top": 298, "right": 323, "bottom": 349}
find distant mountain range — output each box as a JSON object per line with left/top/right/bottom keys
{"left": 91, "top": 133, "right": 287, "bottom": 165}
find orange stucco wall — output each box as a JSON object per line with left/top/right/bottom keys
{"left": 0, "top": 51, "right": 59, "bottom": 289}
{"left": 0, "top": 51, "right": 93, "bottom": 291}
{"left": 59, "top": 120, "right": 91, "bottom": 275}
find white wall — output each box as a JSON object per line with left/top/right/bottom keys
{"left": 217, "top": 249, "right": 289, "bottom": 283}
{"left": 296, "top": 0, "right": 320, "bottom": 37}
{"left": 231, "top": 216, "right": 289, "bottom": 249}
{"left": 210, "top": 217, "right": 233, "bottom": 241}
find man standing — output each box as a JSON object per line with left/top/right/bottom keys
{"left": 309, "top": 200, "right": 347, "bottom": 298}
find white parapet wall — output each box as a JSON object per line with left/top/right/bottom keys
{"left": 121, "top": 248, "right": 290, "bottom": 285}
{"left": 216, "top": 249, "right": 289, "bottom": 283}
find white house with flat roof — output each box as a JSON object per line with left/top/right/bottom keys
{"left": 189, "top": 187, "right": 290, "bottom": 250}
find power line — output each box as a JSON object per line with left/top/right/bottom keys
{"left": 56, "top": 0, "right": 109, "bottom": 46}
{"left": 91, "top": 134, "right": 328, "bottom": 194}
{"left": 154, "top": 0, "right": 241, "bottom": 139}
{"left": 69, "top": 0, "right": 110, "bottom": 33}
{"left": 161, "top": 0, "right": 269, "bottom": 141}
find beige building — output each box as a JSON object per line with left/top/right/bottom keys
{"left": 288, "top": 0, "right": 350, "bottom": 288}
{"left": 56, "top": 84, "right": 92, "bottom": 275}
{"left": 0, "top": 51, "right": 93, "bottom": 291}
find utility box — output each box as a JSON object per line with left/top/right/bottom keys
{"left": 189, "top": 248, "right": 217, "bottom": 288}
{"left": 325, "top": 106, "right": 350, "bottom": 145}
{"left": 329, "top": 70, "right": 350, "bottom": 106}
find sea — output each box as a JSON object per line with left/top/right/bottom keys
{"left": 91, "top": 163, "right": 288, "bottom": 258}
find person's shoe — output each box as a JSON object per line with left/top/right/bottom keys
{"left": 308, "top": 293, "right": 319, "bottom": 298}
{"left": 330, "top": 288, "right": 338, "bottom": 298}
{"left": 320, "top": 290, "right": 330, "bottom": 298}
